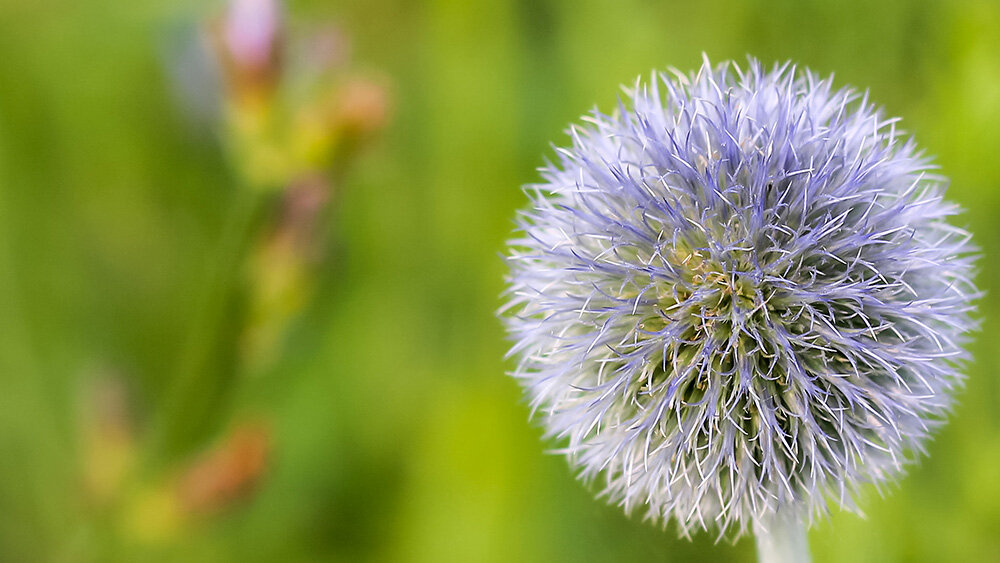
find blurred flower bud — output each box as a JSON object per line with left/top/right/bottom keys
{"left": 214, "top": 0, "right": 284, "bottom": 106}
{"left": 333, "top": 77, "right": 390, "bottom": 141}
{"left": 291, "top": 76, "right": 390, "bottom": 172}
{"left": 223, "top": 0, "right": 281, "bottom": 71}
{"left": 177, "top": 421, "right": 271, "bottom": 515}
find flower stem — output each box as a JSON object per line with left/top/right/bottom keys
{"left": 145, "top": 186, "right": 268, "bottom": 463}
{"left": 754, "top": 510, "right": 811, "bottom": 563}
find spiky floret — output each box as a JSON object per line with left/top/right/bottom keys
{"left": 501, "top": 57, "right": 979, "bottom": 538}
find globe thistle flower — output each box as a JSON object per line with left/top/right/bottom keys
{"left": 502, "top": 57, "right": 978, "bottom": 544}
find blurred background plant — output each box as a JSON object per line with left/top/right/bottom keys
{"left": 0, "top": 0, "right": 997, "bottom": 562}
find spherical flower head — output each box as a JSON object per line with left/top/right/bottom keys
{"left": 502, "top": 57, "right": 979, "bottom": 538}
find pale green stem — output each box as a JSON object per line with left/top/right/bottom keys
{"left": 754, "top": 510, "right": 811, "bottom": 563}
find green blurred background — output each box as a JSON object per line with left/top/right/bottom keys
{"left": 0, "top": 0, "right": 998, "bottom": 561}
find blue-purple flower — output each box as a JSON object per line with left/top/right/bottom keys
{"left": 502, "top": 57, "right": 978, "bottom": 537}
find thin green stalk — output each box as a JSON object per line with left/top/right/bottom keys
{"left": 754, "top": 510, "right": 811, "bottom": 563}
{"left": 145, "top": 186, "right": 268, "bottom": 464}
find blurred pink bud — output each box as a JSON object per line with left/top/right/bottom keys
{"left": 213, "top": 0, "right": 284, "bottom": 104}
{"left": 222, "top": 0, "right": 282, "bottom": 72}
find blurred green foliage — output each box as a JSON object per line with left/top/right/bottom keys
{"left": 0, "top": 0, "right": 998, "bottom": 561}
